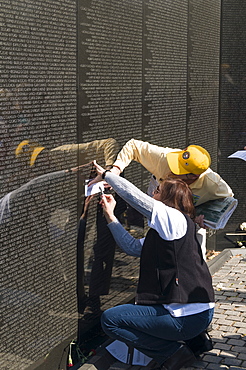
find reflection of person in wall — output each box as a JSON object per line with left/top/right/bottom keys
{"left": 14, "top": 137, "right": 126, "bottom": 316}
{"left": 0, "top": 137, "right": 119, "bottom": 198}
{"left": 77, "top": 195, "right": 94, "bottom": 315}
{"left": 76, "top": 189, "right": 126, "bottom": 318}
{"left": 13, "top": 138, "right": 121, "bottom": 217}
{"left": 0, "top": 169, "right": 75, "bottom": 224}
{"left": 90, "top": 139, "right": 234, "bottom": 258}
{"left": 85, "top": 188, "right": 126, "bottom": 317}
{"left": 0, "top": 167, "right": 79, "bottom": 308}
{"left": 14, "top": 137, "right": 119, "bottom": 190}
{"left": 91, "top": 161, "right": 214, "bottom": 370}
{"left": 14, "top": 138, "right": 121, "bottom": 225}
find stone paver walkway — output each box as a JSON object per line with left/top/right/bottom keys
{"left": 80, "top": 249, "right": 246, "bottom": 370}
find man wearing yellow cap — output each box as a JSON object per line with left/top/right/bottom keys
{"left": 110, "top": 138, "right": 233, "bottom": 207}
{"left": 102, "top": 138, "right": 233, "bottom": 263}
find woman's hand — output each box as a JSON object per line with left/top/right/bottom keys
{"left": 100, "top": 194, "right": 117, "bottom": 223}
{"left": 194, "top": 214, "right": 207, "bottom": 229}
{"left": 93, "top": 160, "right": 105, "bottom": 176}
{"left": 110, "top": 166, "right": 121, "bottom": 176}
{"left": 87, "top": 160, "right": 106, "bottom": 186}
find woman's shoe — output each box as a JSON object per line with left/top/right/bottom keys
{"left": 161, "top": 344, "right": 196, "bottom": 370}
{"left": 186, "top": 330, "right": 213, "bottom": 357}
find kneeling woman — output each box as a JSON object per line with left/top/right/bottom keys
{"left": 93, "top": 161, "right": 214, "bottom": 370}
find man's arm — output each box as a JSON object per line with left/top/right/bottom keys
{"left": 191, "top": 168, "right": 234, "bottom": 206}
{"left": 112, "top": 139, "right": 173, "bottom": 179}
{"left": 211, "top": 177, "right": 234, "bottom": 199}
{"left": 204, "top": 169, "right": 234, "bottom": 199}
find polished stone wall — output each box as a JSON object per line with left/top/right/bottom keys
{"left": 219, "top": 0, "right": 246, "bottom": 236}
{"left": 0, "top": 1, "right": 222, "bottom": 368}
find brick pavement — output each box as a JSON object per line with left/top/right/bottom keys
{"left": 80, "top": 249, "right": 246, "bottom": 370}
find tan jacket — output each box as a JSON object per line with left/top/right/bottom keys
{"left": 113, "top": 139, "right": 233, "bottom": 206}
{"left": 49, "top": 138, "right": 119, "bottom": 170}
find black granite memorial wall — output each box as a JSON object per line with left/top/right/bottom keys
{"left": 218, "top": 0, "right": 246, "bottom": 241}
{"left": 0, "top": 0, "right": 223, "bottom": 368}
{"left": 0, "top": 1, "right": 79, "bottom": 368}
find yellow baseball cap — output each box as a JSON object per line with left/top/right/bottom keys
{"left": 166, "top": 145, "right": 211, "bottom": 175}
{"left": 15, "top": 140, "right": 35, "bottom": 156}
{"left": 30, "top": 146, "right": 45, "bottom": 166}
{"left": 15, "top": 140, "right": 45, "bottom": 166}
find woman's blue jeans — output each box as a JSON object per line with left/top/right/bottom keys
{"left": 101, "top": 303, "right": 214, "bottom": 365}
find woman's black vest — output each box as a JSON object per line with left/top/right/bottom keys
{"left": 136, "top": 215, "right": 214, "bottom": 305}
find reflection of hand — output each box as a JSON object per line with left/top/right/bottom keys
{"left": 100, "top": 194, "right": 117, "bottom": 223}
{"left": 67, "top": 161, "right": 94, "bottom": 173}
{"left": 81, "top": 195, "right": 94, "bottom": 219}
{"left": 84, "top": 195, "right": 94, "bottom": 211}
{"left": 194, "top": 214, "right": 206, "bottom": 229}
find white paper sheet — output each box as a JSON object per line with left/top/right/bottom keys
{"left": 85, "top": 181, "right": 105, "bottom": 196}
{"left": 106, "top": 340, "right": 152, "bottom": 366}
{"left": 132, "top": 347, "right": 152, "bottom": 366}
{"left": 228, "top": 150, "right": 246, "bottom": 161}
{"left": 106, "top": 340, "right": 129, "bottom": 364}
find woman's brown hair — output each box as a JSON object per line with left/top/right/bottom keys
{"left": 158, "top": 177, "right": 195, "bottom": 219}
